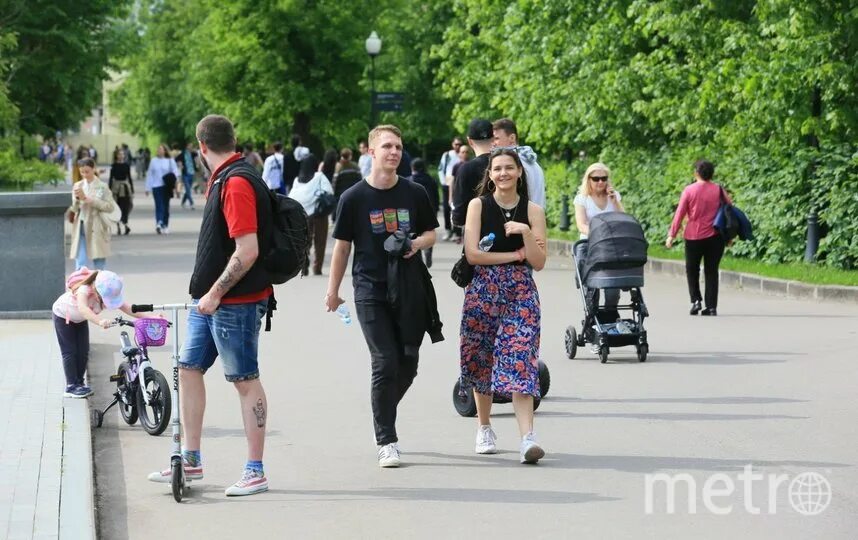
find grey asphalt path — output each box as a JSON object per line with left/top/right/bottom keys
{"left": 90, "top": 189, "right": 858, "bottom": 539}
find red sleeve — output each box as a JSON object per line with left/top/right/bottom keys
{"left": 222, "top": 176, "right": 257, "bottom": 238}
{"left": 669, "top": 187, "right": 689, "bottom": 238}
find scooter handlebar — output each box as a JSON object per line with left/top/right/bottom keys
{"left": 131, "top": 304, "right": 154, "bottom": 313}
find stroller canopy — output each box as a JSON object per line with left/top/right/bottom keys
{"left": 583, "top": 212, "right": 648, "bottom": 280}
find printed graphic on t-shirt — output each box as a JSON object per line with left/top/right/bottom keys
{"left": 371, "top": 208, "right": 412, "bottom": 234}
{"left": 369, "top": 210, "right": 385, "bottom": 234}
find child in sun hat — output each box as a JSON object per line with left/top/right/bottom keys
{"left": 51, "top": 268, "right": 147, "bottom": 398}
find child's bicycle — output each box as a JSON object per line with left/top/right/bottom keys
{"left": 90, "top": 316, "right": 172, "bottom": 436}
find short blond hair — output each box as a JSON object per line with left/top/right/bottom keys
{"left": 368, "top": 124, "right": 402, "bottom": 148}
{"left": 578, "top": 162, "right": 611, "bottom": 197}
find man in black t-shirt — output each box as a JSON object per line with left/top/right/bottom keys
{"left": 325, "top": 124, "right": 438, "bottom": 468}
{"left": 451, "top": 118, "right": 493, "bottom": 228}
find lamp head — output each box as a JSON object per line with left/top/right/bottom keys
{"left": 365, "top": 31, "right": 382, "bottom": 56}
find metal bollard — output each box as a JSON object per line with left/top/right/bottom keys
{"left": 804, "top": 211, "right": 819, "bottom": 262}
{"left": 559, "top": 195, "right": 570, "bottom": 231}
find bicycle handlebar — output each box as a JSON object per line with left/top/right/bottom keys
{"left": 132, "top": 303, "right": 195, "bottom": 312}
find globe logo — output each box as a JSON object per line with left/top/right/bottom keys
{"left": 788, "top": 472, "right": 831, "bottom": 516}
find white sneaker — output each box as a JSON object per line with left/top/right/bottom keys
{"left": 147, "top": 462, "right": 204, "bottom": 483}
{"left": 224, "top": 468, "right": 268, "bottom": 496}
{"left": 475, "top": 425, "right": 497, "bottom": 454}
{"left": 377, "top": 443, "right": 401, "bottom": 468}
{"left": 520, "top": 432, "right": 545, "bottom": 464}
{"left": 162, "top": 226, "right": 170, "bottom": 235}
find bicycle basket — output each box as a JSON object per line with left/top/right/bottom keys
{"left": 134, "top": 318, "right": 169, "bottom": 347}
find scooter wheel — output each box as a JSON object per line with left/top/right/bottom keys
{"left": 90, "top": 408, "right": 103, "bottom": 428}
{"left": 171, "top": 458, "right": 184, "bottom": 502}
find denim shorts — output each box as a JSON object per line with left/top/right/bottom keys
{"left": 179, "top": 300, "right": 268, "bottom": 382}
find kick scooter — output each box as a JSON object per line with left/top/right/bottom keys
{"left": 132, "top": 302, "right": 193, "bottom": 502}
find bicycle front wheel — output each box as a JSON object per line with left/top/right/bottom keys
{"left": 136, "top": 367, "right": 172, "bottom": 436}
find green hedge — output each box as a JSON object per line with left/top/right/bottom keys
{"left": 0, "top": 149, "right": 64, "bottom": 189}
{"left": 542, "top": 142, "right": 858, "bottom": 270}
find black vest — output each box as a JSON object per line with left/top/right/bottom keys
{"left": 188, "top": 158, "right": 273, "bottom": 299}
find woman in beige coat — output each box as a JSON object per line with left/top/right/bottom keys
{"left": 69, "top": 158, "right": 115, "bottom": 270}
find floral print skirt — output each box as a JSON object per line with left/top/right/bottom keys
{"left": 459, "top": 263, "right": 541, "bottom": 398}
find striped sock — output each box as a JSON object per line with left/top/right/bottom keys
{"left": 246, "top": 460, "right": 264, "bottom": 474}
{"left": 182, "top": 450, "right": 201, "bottom": 467}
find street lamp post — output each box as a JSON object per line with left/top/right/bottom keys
{"left": 365, "top": 31, "right": 382, "bottom": 129}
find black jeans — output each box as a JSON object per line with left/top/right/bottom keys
{"left": 684, "top": 234, "right": 726, "bottom": 309}
{"left": 441, "top": 185, "right": 452, "bottom": 231}
{"left": 53, "top": 314, "right": 89, "bottom": 386}
{"left": 355, "top": 301, "right": 419, "bottom": 446}
{"left": 117, "top": 196, "right": 132, "bottom": 225}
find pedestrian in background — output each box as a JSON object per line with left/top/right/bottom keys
{"left": 459, "top": 148, "right": 547, "bottom": 464}
{"left": 179, "top": 142, "right": 197, "bottom": 209}
{"left": 289, "top": 154, "right": 334, "bottom": 276}
{"left": 145, "top": 143, "right": 179, "bottom": 234}
{"left": 666, "top": 159, "right": 729, "bottom": 316}
{"left": 358, "top": 139, "right": 372, "bottom": 178}
{"left": 408, "top": 158, "right": 440, "bottom": 268}
{"left": 262, "top": 141, "right": 285, "bottom": 193}
{"left": 109, "top": 149, "right": 134, "bottom": 235}
{"left": 243, "top": 143, "right": 264, "bottom": 172}
{"left": 438, "top": 137, "right": 462, "bottom": 240}
{"left": 69, "top": 158, "right": 115, "bottom": 270}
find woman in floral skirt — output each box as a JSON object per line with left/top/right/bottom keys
{"left": 459, "top": 148, "right": 548, "bottom": 464}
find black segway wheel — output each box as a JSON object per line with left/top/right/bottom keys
{"left": 537, "top": 361, "right": 551, "bottom": 397}
{"left": 637, "top": 343, "right": 648, "bottom": 362}
{"left": 599, "top": 347, "right": 609, "bottom": 364}
{"left": 171, "top": 457, "right": 184, "bottom": 502}
{"left": 564, "top": 326, "right": 578, "bottom": 359}
{"left": 90, "top": 408, "right": 103, "bottom": 428}
{"left": 452, "top": 380, "right": 477, "bottom": 417}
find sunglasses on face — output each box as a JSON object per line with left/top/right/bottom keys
{"left": 589, "top": 176, "right": 609, "bottom": 182}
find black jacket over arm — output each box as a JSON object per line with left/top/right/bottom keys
{"left": 383, "top": 231, "right": 444, "bottom": 346}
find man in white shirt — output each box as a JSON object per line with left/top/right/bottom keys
{"left": 492, "top": 118, "right": 546, "bottom": 208}
{"left": 358, "top": 139, "right": 372, "bottom": 178}
{"left": 261, "top": 141, "right": 285, "bottom": 193}
{"left": 437, "top": 136, "right": 462, "bottom": 240}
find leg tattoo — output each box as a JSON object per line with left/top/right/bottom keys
{"left": 253, "top": 399, "right": 266, "bottom": 428}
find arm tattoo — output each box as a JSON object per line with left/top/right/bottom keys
{"left": 253, "top": 399, "right": 266, "bottom": 428}
{"left": 215, "top": 254, "right": 249, "bottom": 294}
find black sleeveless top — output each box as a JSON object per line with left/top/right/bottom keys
{"left": 479, "top": 195, "right": 530, "bottom": 253}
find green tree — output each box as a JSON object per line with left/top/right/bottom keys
{"left": 1, "top": 0, "right": 133, "bottom": 135}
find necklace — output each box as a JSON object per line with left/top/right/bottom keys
{"left": 495, "top": 196, "right": 520, "bottom": 221}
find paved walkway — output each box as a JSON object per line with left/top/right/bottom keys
{"left": 0, "top": 321, "right": 94, "bottom": 540}
{"left": 25, "top": 183, "right": 858, "bottom": 539}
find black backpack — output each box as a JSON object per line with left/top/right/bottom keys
{"left": 218, "top": 161, "right": 310, "bottom": 284}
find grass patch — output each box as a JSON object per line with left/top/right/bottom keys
{"left": 548, "top": 228, "right": 858, "bottom": 287}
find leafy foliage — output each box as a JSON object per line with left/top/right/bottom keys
{"left": 0, "top": 0, "right": 134, "bottom": 135}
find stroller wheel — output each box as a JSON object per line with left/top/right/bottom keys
{"left": 564, "top": 326, "right": 578, "bottom": 359}
{"left": 599, "top": 347, "right": 609, "bottom": 364}
{"left": 637, "top": 344, "right": 648, "bottom": 362}
{"left": 452, "top": 381, "right": 477, "bottom": 417}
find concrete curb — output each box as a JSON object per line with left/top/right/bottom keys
{"left": 59, "top": 398, "right": 96, "bottom": 540}
{"left": 547, "top": 239, "right": 858, "bottom": 304}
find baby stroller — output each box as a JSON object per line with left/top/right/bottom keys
{"left": 564, "top": 213, "right": 650, "bottom": 363}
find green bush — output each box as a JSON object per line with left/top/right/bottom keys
{"left": 0, "top": 149, "right": 64, "bottom": 189}
{"left": 543, "top": 141, "right": 858, "bottom": 270}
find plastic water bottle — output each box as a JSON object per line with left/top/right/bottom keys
{"left": 616, "top": 320, "right": 632, "bottom": 334}
{"left": 335, "top": 304, "right": 351, "bottom": 325}
{"left": 478, "top": 233, "right": 496, "bottom": 252}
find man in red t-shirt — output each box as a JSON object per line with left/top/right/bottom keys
{"left": 147, "top": 115, "right": 272, "bottom": 497}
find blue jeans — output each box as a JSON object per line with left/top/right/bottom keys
{"left": 152, "top": 186, "right": 165, "bottom": 226}
{"left": 75, "top": 225, "right": 106, "bottom": 270}
{"left": 181, "top": 173, "right": 194, "bottom": 207}
{"left": 179, "top": 300, "right": 268, "bottom": 382}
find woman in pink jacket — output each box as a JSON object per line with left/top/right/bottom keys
{"left": 665, "top": 160, "right": 731, "bottom": 316}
